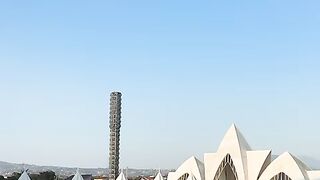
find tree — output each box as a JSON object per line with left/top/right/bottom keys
{"left": 6, "top": 172, "right": 21, "bottom": 180}
{"left": 40, "top": 171, "right": 56, "bottom": 180}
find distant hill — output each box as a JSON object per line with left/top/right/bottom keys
{"left": 271, "top": 155, "right": 320, "bottom": 169}
{"left": 0, "top": 161, "right": 105, "bottom": 177}
{"left": 0, "top": 161, "right": 172, "bottom": 178}
{"left": 297, "top": 155, "right": 320, "bottom": 169}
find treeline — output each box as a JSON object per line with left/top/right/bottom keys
{"left": 0, "top": 171, "right": 64, "bottom": 180}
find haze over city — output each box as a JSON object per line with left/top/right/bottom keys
{"left": 1, "top": 0, "right": 320, "bottom": 170}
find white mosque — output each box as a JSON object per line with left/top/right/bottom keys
{"left": 167, "top": 124, "right": 320, "bottom": 180}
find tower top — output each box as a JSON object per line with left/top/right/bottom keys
{"left": 111, "top": 92, "right": 122, "bottom": 96}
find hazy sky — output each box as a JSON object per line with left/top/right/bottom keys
{"left": 1, "top": 0, "right": 320, "bottom": 169}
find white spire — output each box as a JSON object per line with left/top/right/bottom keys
{"left": 72, "top": 169, "right": 84, "bottom": 180}
{"left": 18, "top": 171, "right": 31, "bottom": 180}
{"left": 154, "top": 170, "right": 164, "bottom": 180}
{"left": 116, "top": 171, "right": 127, "bottom": 180}
{"left": 218, "top": 123, "right": 251, "bottom": 152}
{"left": 217, "top": 124, "right": 251, "bottom": 180}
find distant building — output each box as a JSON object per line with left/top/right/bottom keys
{"left": 108, "top": 92, "right": 122, "bottom": 180}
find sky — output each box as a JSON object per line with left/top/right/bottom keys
{"left": 0, "top": 0, "right": 320, "bottom": 169}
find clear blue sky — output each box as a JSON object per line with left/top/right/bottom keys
{"left": 0, "top": 0, "right": 320, "bottom": 169}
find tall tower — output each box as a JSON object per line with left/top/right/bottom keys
{"left": 108, "top": 92, "right": 122, "bottom": 180}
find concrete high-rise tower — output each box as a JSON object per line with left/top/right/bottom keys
{"left": 108, "top": 92, "right": 122, "bottom": 180}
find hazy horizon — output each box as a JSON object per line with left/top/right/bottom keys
{"left": 1, "top": 0, "right": 320, "bottom": 169}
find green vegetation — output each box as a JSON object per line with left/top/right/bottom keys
{"left": 5, "top": 171, "right": 64, "bottom": 180}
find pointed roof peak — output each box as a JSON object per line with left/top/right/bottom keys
{"left": 283, "top": 151, "right": 292, "bottom": 156}
{"left": 227, "top": 123, "right": 239, "bottom": 133}
{"left": 188, "top": 156, "right": 197, "bottom": 161}
{"left": 72, "top": 169, "right": 84, "bottom": 180}
{"left": 116, "top": 171, "right": 128, "bottom": 180}
{"left": 218, "top": 124, "right": 251, "bottom": 152}
{"left": 154, "top": 170, "right": 164, "bottom": 180}
{"left": 279, "top": 152, "right": 311, "bottom": 171}
{"left": 18, "top": 171, "right": 31, "bottom": 180}
{"left": 230, "top": 123, "right": 237, "bottom": 128}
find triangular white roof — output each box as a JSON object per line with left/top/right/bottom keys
{"left": 72, "top": 169, "right": 84, "bottom": 180}
{"left": 174, "top": 156, "right": 204, "bottom": 180}
{"left": 217, "top": 124, "right": 251, "bottom": 180}
{"left": 18, "top": 171, "right": 31, "bottom": 180}
{"left": 258, "top": 152, "right": 311, "bottom": 180}
{"left": 218, "top": 123, "right": 251, "bottom": 151}
{"left": 116, "top": 171, "right": 128, "bottom": 180}
{"left": 154, "top": 171, "right": 164, "bottom": 180}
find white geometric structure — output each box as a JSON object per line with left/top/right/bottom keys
{"left": 154, "top": 171, "right": 165, "bottom": 180}
{"left": 72, "top": 169, "right": 84, "bottom": 180}
{"left": 187, "top": 173, "right": 198, "bottom": 180}
{"left": 116, "top": 171, "right": 128, "bottom": 180}
{"left": 18, "top": 171, "right": 31, "bottom": 180}
{"left": 168, "top": 157, "right": 205, "bottom": 180}
{"left": 168, "top": 124, "right": 320, "bottom": 180}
